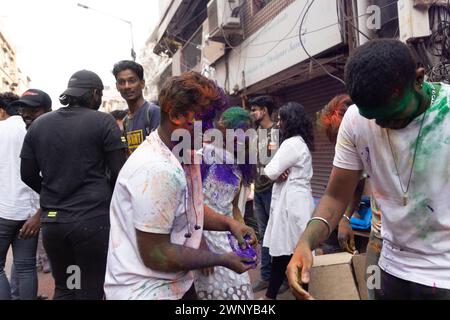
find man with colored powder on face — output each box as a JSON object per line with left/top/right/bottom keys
{"left": 317, "top": 94, "right": 383, "bottom": 300}
{"left": 287, "top": 39, "right": 450, "bottom": 300}
{"left": 104, "top": 71, "right": 258, "bottom": 300}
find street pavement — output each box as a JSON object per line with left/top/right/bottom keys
{"left": 5, "top": 245, "right": 294, "bottom": 300}
{"left": 5, "top": 249, "right": 54, "bottom": 299}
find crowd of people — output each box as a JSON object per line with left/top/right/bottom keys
{"left": 0, "top": 38, "right": 449, "bottom": 300}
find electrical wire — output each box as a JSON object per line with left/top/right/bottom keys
{"left": 426, "top": 1, "right": 450, "bottom": 82}
{"left": 299, "top": 0, "right": 346, "bottom": 85}
{"left": 162, "top": 36, "right": 198, "bottom": 72}
{"left": 163, "top": 0, "right": 399, "bottom": 54}
{"left": 159, "top": 0, "right": 397, "bottom": 86}
{"left": 429, "top": 61, "right": 450, "bottom": 82}
{"left": 340, "top": 2, "right": 371, "bottom": 41}
{"left": 178, "top": 7, "right": 208, "bottom": 33}
{"left": 242, "top": 0, "right": 310, "bottom": 59}
{"left": 242, "top": 0, "right": 399, "bottom": 50}
{"left": 220, "top": 0, "right": 239, "bottom": 50}
{"left": 219, "top": 0, "right": 243, "bottom": 86}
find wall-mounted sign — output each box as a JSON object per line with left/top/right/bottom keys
{"left": 214, "top": 0, "right": 342, "bottom": 91}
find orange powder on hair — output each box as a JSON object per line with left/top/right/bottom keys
{"left": 317, "top": 94, "right": 352, "bottom": 143}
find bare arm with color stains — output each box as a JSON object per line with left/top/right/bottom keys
{"left": 286, "top": 166, "right": 362, "bottom": 300}
{"left": 135, "top": 231, "right": 254, "bottom": 274}
{"left": 198, "top": 237, "right": 215, "bottom": 276}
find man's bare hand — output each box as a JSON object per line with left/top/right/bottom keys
{"left": 221, "top": 252, "right": 255, "bottom": 274}
{"left": 338, "top": 219, "right": 357, "bottom": 254}
{"left": 228, "top": 220, "right": 257, "bottom": 249}
{"left": 286, "top": 240, "right": 315, "bottom": 300}
{"left": 19, "top": 210, "right": 41, "bottom": 239}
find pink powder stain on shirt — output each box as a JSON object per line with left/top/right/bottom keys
{"left": 372, "top": 190, "right": 387, "bottom": 200}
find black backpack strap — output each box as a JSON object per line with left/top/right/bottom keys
{"left": 123, "top": 114, "right": 130, "bottom": 135}
{"left": 144, "top": 103, "right": 152, "bottom": 136}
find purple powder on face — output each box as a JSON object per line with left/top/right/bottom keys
{"left": 227, "top": 233, "right": 258, "bottom": 268}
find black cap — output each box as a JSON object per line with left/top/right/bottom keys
{"left": 60, "top": 70, "right": 104, "bottom": 98}
{"left": 11, "top": 89, "right": 52, "bottom": 110}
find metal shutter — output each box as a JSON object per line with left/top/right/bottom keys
{"left": 280, "top": 75, "right": 346, "bottom": 198}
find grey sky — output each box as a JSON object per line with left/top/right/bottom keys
{"left": 1, "top": 0, "right": 161, "bottom": 106}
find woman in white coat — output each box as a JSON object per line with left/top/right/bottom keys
{"left": 262, "top": 102, "right": 315, "bottom": 299}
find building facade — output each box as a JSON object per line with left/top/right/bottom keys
{"left": 0, "top": 22, "right": 31, "bottom": 95}
{"left": 0, "top": 30, "right": 19, "bottom": 93}
{"left": 99, "top": 85, "right": 127, "bottom": 114}
{"left": 140, "top": 31, "right": 172, "bottom": 102}
{"left": 151, "top": 0, "right": 445, "bottom": 197}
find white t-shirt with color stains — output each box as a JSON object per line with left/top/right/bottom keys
{"left": 334, "top": 83, "right": 450, "bottom": 289}
{"left": 104, "top": 131, "right": 204, "bottom": 300}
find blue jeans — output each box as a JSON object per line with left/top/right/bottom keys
{"left": 11, "top": 231, "right": 49, "bottom": 300}
{"left": 10, "top": 264, "right": 19, "bottom": 300}
{"left": 0, "top": 217, "right": 38, "bottom": 300}
{"left": 253, "top": 188, "right": 272, "bottom": 281}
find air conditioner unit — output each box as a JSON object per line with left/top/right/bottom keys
{"left": 398, "top": 0, "right": 431, "bottom": 42}
{"left": 202, "top": 19, "right": 225, "bottom": 65}
{"left": 207, "top": 0, "right": 242, "bottom": 42}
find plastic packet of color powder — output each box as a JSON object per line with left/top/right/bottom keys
{"left": 227, "top": 233, "right": 258, "bottom": 268}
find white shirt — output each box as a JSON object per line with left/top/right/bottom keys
{"left": 263, "top": 136, "right": 314, "bottom": 256}
{"left": 334, "top": 83, "right": 450, "bottom": 289}
{"left": 104, "top": 131, "right": 204, "bottom": 300}
{"left": 0, "top": 116, "right": 39, "bottom": 221}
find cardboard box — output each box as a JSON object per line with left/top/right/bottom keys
{"left": 309, "top": 252, "right": 368, "bottom": 300}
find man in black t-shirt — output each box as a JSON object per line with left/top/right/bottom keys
{"left": 20, "top": 70, "right": 127, "bottom": 300}
{"left": 112, "top": 60, "right": 160, "bottom": 154}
